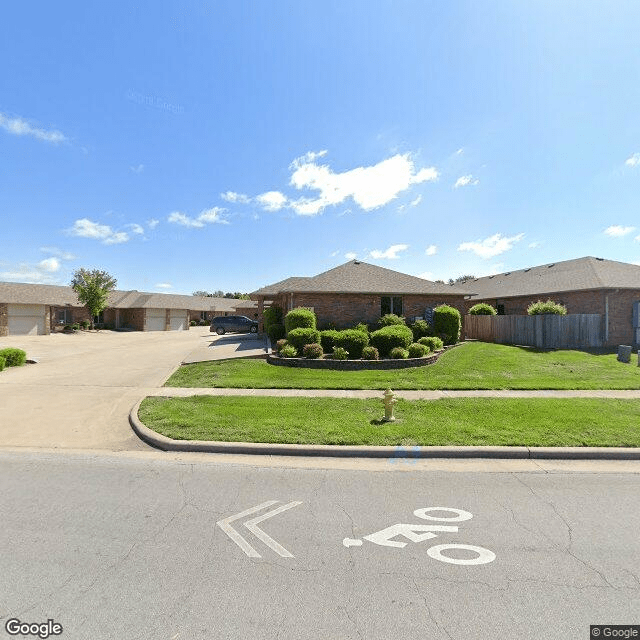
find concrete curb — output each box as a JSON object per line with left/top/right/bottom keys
{"left": 129, "top": 399, "right": 640, "bottom": 460}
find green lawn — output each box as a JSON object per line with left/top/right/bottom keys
{"left": 165, "top": 342, "right": 640, "bottom": 390}
{"left": 139, "top": 396, "right": 640, "bottom": 447}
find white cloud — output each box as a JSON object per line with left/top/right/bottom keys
{"left": 330, "top": 250, "right": 340, "bottom": 257}
{"left": 127, "top": 223, "right": 145, "bottom": 235}
{"left": 130, "top": 164, "right": 144, "bottom": 173}
{"left": 417, "top": 271, "right": 434, "bottom": 280}
{"left": 634, "top": 235, "right": 640, "bottom": 243}
{"left": 168, "top": 207, "right": 228, "bottom": 228}
{"left": 345, "top": 252, "right": 358, "bottom": 260}
{"left": 425, "top": 245, "right": 437, "bottom": 256}
{"left": 155, "top": 283, "right": 172, "bottom": 289}
{"left": 455, "top": 148, "right": 464, "bottom": 155}
{"left": 369, "top": 244, "right": 409, "bottom": 260}
{"left": 221, "top": 191, "right": 251, "bottom": 204}
{"left": 39, "top": 246, "right": 76, "bottom": 260}
{"left": 625, "top": 153, "right": 640, "bottom": 167}
{"left": 409, "top": 195, "right": 422, "bottom": 207}
{"left": 454, "top": 175, "right": 479, "bottom": 189}
{"left": 68, "top": 218, "right": 130, "bottom": 244}
{"left": 147, "top": 219, "right": 159, "bottom": 229}
{"left": 286, "top": 151, "right": 439, "bottom": 216}
{"left": 604, "top": 225, "right": 636, "bottom": 237}
{"left": 458, "top": 233, "right": 524, "bottom": 259}
{"left": 0, "top": 112, "right": 67, "bottom": 144}
{"left": 528, "top": 241, "right": 541, "bottom": 249}
{"left": 256, "top": 191, "right": 287, "bottom": 212}
{"left": 37, "top": 257, "right": 60, "bottom": 272}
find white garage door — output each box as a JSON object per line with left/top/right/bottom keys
{"left": 7, "top": 304, "right": 46, "bottom": 335}
{"left": 169, "top": 309, "right": 187, "bottom": 331}
{"left": 146, "top": 309, "right": 166, "bottom": 331}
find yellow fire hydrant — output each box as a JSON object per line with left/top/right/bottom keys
{"left": 382, "top": 388, "right": 397, "bottom": 422}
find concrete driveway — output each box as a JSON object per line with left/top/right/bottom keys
{"left": 0, "top": 329, "right": 215, "bottom": 451}
{"left": 183, "top": 331, "right": 268, "bottom": 363}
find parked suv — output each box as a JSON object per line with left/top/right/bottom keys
{"left": 210, "top": 315, "right": 259, "bottom": 335}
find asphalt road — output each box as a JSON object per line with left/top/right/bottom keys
{"left": 1, "top": 450, "right": 639, "bottom": 640}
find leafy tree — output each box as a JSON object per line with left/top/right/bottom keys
{"left": 70, "top": 268, "right": 117, "bottom": 330}
{"left": 193, "top": 290, "right": 213, "bottom": 297}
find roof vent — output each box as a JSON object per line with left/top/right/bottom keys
{"left": 595, "top": 257, "right": 604, "bottom": 261}
{"left": 524, "top": 268, "right": 531, "bottom": 272}
{"left": 547, "top": 263, "right": 555, "bottom": 268}
{"left": 353, "top": 260, "right": 361, "bottom": 264}
{"left": 504, "top": 272, "right": 511, "bottom": 276}
{"left": 489, "top": 275, "right": 495, "bottom": 279}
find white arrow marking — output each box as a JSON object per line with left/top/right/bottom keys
{"left": 217, "top": 501, "right": 302, "bottom": 558}
{"left": 244, "top": 501, "right": 303, "bottom": 558}
{"left": 217, "top": 501, "right": 279, "bottom": 558}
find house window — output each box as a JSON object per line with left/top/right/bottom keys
{"left": 200, "top": 311, "right": 208, "bottom": 321}
{"left": 497, "top": 304, "right": 505, "bottom": 315}
{"left": 57, "top": 308, "right": 72, "bottom": 324}
{"left": 381, "top": 296, "right": 403, "bottom": 316}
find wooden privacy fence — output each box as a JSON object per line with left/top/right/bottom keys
{"left": 465, "top": 314, "right": 604, "bottom": 349}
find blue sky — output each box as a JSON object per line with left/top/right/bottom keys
{"left": 2, "top": 1, "right": 640, "bottom": 294}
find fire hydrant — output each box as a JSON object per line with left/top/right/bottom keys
{"left": 382, "top": 388, "right": 397, "bottom": 422}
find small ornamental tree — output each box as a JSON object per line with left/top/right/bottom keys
{"left": 468, "top": 303, "right": 497, "bottom": 316}
{"left": 527, "top": 300, "right": 567, "bottom": 315}
{"left": 433, "top": 304, "right": 461, "bottom": 345}
{"left": 70, "top": 268, "right": 117, "bottom": 330}
{"left": 284, "top": 307, "right": 317, "bottom": 334}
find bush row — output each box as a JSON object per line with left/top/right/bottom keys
{"left": 0, "top": 348, "right": 27, "bottom": 368}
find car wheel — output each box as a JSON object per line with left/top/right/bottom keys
{"left": 250, "top": 326, "right": 258, "bottom": 333}
{"left": 216, "top": 327, "right": 226, "bottom": 335}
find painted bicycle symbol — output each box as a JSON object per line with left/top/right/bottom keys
{"left": 342, "top": 507, "right": 496, "bottom": 565}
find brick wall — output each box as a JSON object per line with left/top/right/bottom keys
{"left": 0, "top": 303, "right": 7, "bottom": 337}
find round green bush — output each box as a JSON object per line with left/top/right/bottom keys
{"left": 0, "top": 348, "right": 27, "bottom": 367}
{"left": 275, "top": 339, "right": 288, "bottom": 353}
{"left": 389, "top": 347, "right": 409, "bottom": 359}
{"left": 361, "top": 346, "right": 379, "bottom": 360}
{"left": 369, "top": 325, "right": 413, "bottom": 357}
{"left": 320, "top": 329, "right": 340, "bottom": 354}
{"left": 418, "top": 336, "right": 443, "bottom": 351}
{"left": 286, "top": 327, "right": 320, "bottom": 353}
{"left": 267, "top": 323, "right": 286, "bottom": 343}
{"left": 190, "top": 320, "right": 197, "bottom": 326}
{"left": 410, "top": 319, "right": 431, "bottom": 341}
{"left": 468, "top": 303, "right": 497, "bottom": 316}
{"left": 279, "top": 344, "right": 298, "bottom": 358}
{"left": 378, "top": 314, "right": 406, "bottom": 327}
{"left": 80, "top": 320, "right": 91, "bottom": 329}
{"left": 333, "top": 329, "right": 369, "bottom": 359}
{"left": 353, "top": 322, "right": 370, "bottom": 334}
{"left": 407, "top": 342, "right": 429, "bottom": 358}
{"left": 303, "top": 343, "right": 323, "bottom": 359}
{"left": 284, "top": 307, "right": 317, "bottom": 333}
{"left": 0, "top": 355, "right": 6, "bottom": 371}
{"left": 527, "top": 300, "right": 567, "bottom": 315}
{"left": 433, "top": 305, "right": 461, "bottom": 345}
{"left": 332, "top": 346, "right": 349, "bottom": 360}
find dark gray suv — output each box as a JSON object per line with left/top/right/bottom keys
{"left": 210, "top": 315, "right": 259, "bottom": 335}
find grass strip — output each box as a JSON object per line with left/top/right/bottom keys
{"left": 165, "top": 342, "right": 640, "bottom": 390}
{"left": 139, "top": 396, "right": 640, "bottom": 447}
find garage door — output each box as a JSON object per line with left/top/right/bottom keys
{"left": 146, "top": 309, "right": 166, "bottom": 331}
{"left": 169, "top": 309, "right": 187, "bottom": 331}
{"left": 7, "top": 304, "right": 46, "bottom": 335}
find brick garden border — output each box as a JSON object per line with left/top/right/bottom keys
{"left": 267, "top": 344, "right": 459, "bottom": 371}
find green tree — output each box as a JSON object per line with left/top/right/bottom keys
{"left": 70, "top": 268, "right": 117, "bottom": 330}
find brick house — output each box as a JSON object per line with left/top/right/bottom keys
{"left": 0, "top": 281, "right": 256, "bottom": 336}
{"left": 464, "top": 256, "right": 640, "bottom": 347}
{"left": 251, "top": 260, "right": 471, "bottom": 331}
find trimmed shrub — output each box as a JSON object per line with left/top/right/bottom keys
{"left": 353, "top": 322, "right": 370, "bottom": 334}
{"left": 279, "top": 344, "right": 298, "bottom": 358}
{"left": 190, "top": 320, "right": 197, "bottom": 326}
{"left": 468, "top": 303, "right": 497, "bottom": 316}
{"left": 408, "top": 342, "right": 429, "bottom": 358}
{"left": 303, "top": 343, "right": 323, "bottom": 359}
{"left": 275, "top": 339, "right": 288, "bottom": 353}
{"left": 333, "top": 329, "right": 369, "bottom": 359}
{"left": 80, "top": 320, "right": 90, "bottom": 329}
{"left": 527, "top": 300, "right": 568, "bottom": 315}
{"left": 419, "top": 336, "right": 443, "bottom": 351}
{"left": 378, "top": 313, "right": 406, "bottom": 327}
{"left": 369, "top": 325, "right": 413, "bottom": 357}
{"left": 389, "top": 347, "right": 409, "bottom": 359}
{"left": 71, "top": 323, "right": 81, "bottom": 331}
{"left": 332, "top": 346, "right": 349, "bottom": 360}
{"left": 361, "top": 346, "right": 379, "bottom": 360}
{"left": 0, "top": 348, "right": 27, "bottom": 367}
{"left": 320, "top": 329, "right": 340, "bottom": 354}
{"left": 286, "top": 327, "right": 321, "bottom": 353}
{"left": 433, "top": 305, "right": 461, "bottom": 345}
{"left": 410, "top": 319, "right": 431, "bottom": 341}
{"left": 284, "top": 307, "right": 317, "bottom": 333}
{"left": 263, "top": 305, "right": 283, "bottom": 332}
{"left": 267, "top": 323, "right": 286, "bottom": 343}
{"left": 0, "top": 355, "right": 5, "bottom": 371}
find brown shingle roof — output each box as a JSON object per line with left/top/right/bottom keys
{"left": 252, "top": 260, "right": 472, "bottom": 296}
{"left": 467, "top": 256, "right": 640, "bottom": 299}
